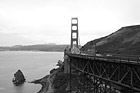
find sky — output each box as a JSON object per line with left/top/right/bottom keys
{"left": 0, "top": 0, "right": 140, "bottom": 46}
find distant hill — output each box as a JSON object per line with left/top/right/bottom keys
{"left": 0, "top": 44, "right": 69, "bottom": 52}
{"left": 81, "top": 25, "right": 140, "bottom": 55}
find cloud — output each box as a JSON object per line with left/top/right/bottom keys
{"left": 0, "top": 0, "right": 140, "bottom": 46}
{"left": 0, "top": 33, "right": 35, "bottom": 46}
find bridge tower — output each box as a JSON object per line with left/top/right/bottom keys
{"left": 70, "top": 17, "right": 80, "bottom": 54}
{"left": 71, "top": 17, "right": 79, "bottom": 48}
{"left": 64, "top": 17, "right": 80, "bottom": 73}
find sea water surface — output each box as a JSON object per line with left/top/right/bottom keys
{"left": 0, "top": 51, "right": 63, "bottom": 93}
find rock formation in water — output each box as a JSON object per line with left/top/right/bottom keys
{"left": 12, "top": 69, "right": 26, "bottom": 85}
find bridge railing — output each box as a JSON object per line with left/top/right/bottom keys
{"left": 66, "top": 51, "right": 140, "bottom": 65}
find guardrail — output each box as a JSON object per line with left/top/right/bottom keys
{"left": 66, "top": 52, "right": 140, "bottom": 65}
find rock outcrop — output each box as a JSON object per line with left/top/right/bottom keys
{"left": 30, "top": 65, "right": 66, "bottom": 93}
{"left": 12, "top": 69, "right": 26, "bottom": 85}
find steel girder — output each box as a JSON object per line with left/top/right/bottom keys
{"left": 68, "top": 54, "right": 140, "bottom": 93}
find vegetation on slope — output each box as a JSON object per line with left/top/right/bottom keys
{"left": 81, "top": 25, "right": 140, "bottom": 55}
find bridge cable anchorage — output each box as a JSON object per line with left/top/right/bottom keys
{"left": 70, "top": 17, "right": 80, "bottom": 54}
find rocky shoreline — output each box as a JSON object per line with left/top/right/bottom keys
{"left": 30, "top": 60, "right": 69, "bottom": 93}
{"left": 30, "top": 75, "right": 50, "bottom": 93}
{"left": 30, "top": 59, "right": 94, "bottom": 93}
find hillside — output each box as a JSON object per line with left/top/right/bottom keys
{"left": 81, "top": 25, "right": 140, "bottom": 55}
{"left": 0, "top": 44, "right": 69, "bottom": 52}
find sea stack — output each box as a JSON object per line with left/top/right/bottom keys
{"left": 12, "top": 69, "right": 26, "bottom": 85}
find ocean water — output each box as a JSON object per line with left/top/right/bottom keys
{"left": 0, "top": 51, "right": 64, "bottom": 93}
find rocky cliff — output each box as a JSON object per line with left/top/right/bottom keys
{"left": 81, "top": 25, "right": 140, "bottom": 55}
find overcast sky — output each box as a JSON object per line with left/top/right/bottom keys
{"left": 0, "top": 0, "right": 140, "bottom": 46}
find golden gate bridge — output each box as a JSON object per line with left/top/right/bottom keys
{"left": 64, "top": 17, "right": 140, "bottom": 93}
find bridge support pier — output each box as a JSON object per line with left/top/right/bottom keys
{"left": 64, "top": 54, "right": 70, "bottom": 73}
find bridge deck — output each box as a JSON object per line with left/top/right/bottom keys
{"left": 67, "top": 52, "right": 140, "bottom": 65}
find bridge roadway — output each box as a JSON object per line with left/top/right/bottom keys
{"left": 66, "top": 52, "right": 140, "bottom": 93}
{"left": 70, "top": 52, "right": 140, "bottom": 65}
